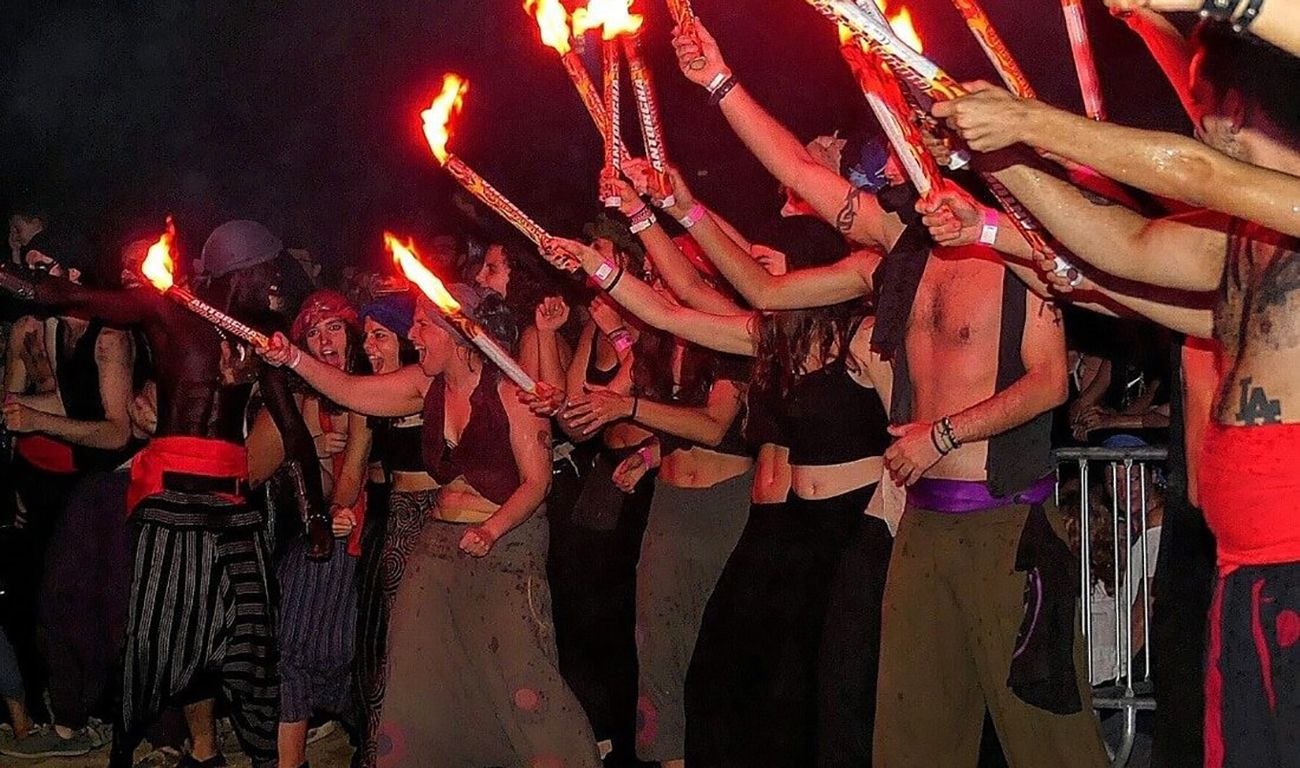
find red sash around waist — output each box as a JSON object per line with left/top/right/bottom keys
{"left": 15, "top": 435, "right": 76, "bottom": 474}
{"left": 127, "top": 436, "right": 248, "bottom": 515}
{"left": 1200, "top": 423, "right": 1300, "bottom": 572}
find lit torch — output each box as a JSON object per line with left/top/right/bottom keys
{"left": 838, "top": 25, "right": 940, "bottom": 199}
{"left": 421, "top": 74, "right": 552, "bottom": 246}
{"left": 140, "top": 217, "right": 270, "bottom": 347}
{"left": 386, "top": 232, "right": 537, "bottom": 393}
{"left": 813, "top": 0, "right": 1080, "bottom": 282}
{"left": 525, "top": 0, "right": 628, "bottom": 153}
{"left": 575, "top": 1, "right": 644, "bottom": 208}
{"left": 1060, "top": 0, "right": 1105, "bottom": 121}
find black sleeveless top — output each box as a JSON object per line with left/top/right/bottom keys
{"left": 586, "top": 335, "right": 620, "bottom": 387}
{"left": 56, "top": 320, "right": 142, "bottom": 471}
{"left": 781, "top": 359, "right": 890, "bottom": 466}
{"left": 369, "top": 415, "right": 425, "bottom": 475}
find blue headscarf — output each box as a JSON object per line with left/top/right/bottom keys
{"left": 359, "top": 292, "right": 416, "bottom": 339}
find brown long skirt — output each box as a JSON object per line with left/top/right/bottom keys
{"left": 376, "top": 510, "right": 601, "bottom": 768}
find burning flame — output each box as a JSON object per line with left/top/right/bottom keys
{"left": 875, "top": 0, "right": 924, "bottom": 53}
{"left": 385, "top": 232, "right": 462, "bottom": 314}
{"left": 525, "top": 0, "right": 572, "bottom": 54}
{"left": 572, "top": 0, "right": 643, "bottom": 40}
{"left": 140, "top": 216, "right": 177, "bottom": 292}
{"left": 421, "top": 74, "right": 469, "bottom": 164}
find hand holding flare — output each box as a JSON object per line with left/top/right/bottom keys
{"left": 386, "top": 232, "right": 538, "bottom": 393}
{"left": 421, "top": 74, "right": 552, "bottom": 246}
{"left": 838, "top": 25, "right": 942, "bottom": 199}
{"left": 140, "top": 217, "right": 270, "bottom": 347}
{"left": 807, "top": 0, "right": 1081, "bottom": 285}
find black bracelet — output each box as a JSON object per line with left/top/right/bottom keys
{"left": 631, "top": 396, "right": 640, "bottom": 420}
{"left": 930, "top": 423, "right": 950, "bottom": 456}
{"left": 708, "top": 76, "right": 737, "bottom": 106}
{"left": 1200, "top": 0, "right": 1242, "bottom": 20}
{"left": 1233, "top": 0, "right": 1265, "bottom": 31}
{"left": 605, "top": 265, "right": 626, "bottom": 293}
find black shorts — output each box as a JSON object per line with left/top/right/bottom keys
{"left": 1205, "top": 561, "right": 1300, "bottom": 768}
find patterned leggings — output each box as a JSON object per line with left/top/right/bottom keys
{"left": 352, "top": 489, "right": 438, "bottom": 768}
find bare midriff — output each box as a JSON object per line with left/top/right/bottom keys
{"left": 661, "top": 446, "right": 752, "bottom": 489}
{"left": 751, "top": 444, "right": 792, "bottom": 504}
{"left": 791, "top": 455, "right": 883, "bottom": 501}
{"left": 434, "top": 476, "right": 497, "bottom": 524}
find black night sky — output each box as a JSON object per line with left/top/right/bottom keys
{"left": 0, "top": 0, "right": 1190, "bottom": 277}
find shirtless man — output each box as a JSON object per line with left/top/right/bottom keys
{"left": 934, "top": 20, "right": 1300, "bottom": 764}
{"left": 668, "top": 20, "right": 1107, "bottom": 767}
{"left": 0, "top": 219, "right": 325, "bottom": 768}
{"left": 0, "top": 241, "right": 136, "bottom": 759}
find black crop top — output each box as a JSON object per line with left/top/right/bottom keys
{"left": 585, "top": 335, "right": 620, "bottom": 387}
{"left": 369, "top": 414, "right": 425, "bottom": 475}
{"left": 780, "top": 359, "right": 890, "bottom": 466}
{"left": 645, "top": 345, "right": 752, "bottom": 459}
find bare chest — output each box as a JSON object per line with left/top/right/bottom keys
{"left": 907, "top": 259, "right": 1005, "bottom": 351}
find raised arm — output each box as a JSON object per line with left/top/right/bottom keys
{"left": 611, "top": 163, "right": 744, "bottom": 316}
{"left": 259, "top": 333, "right": 429, "bottom": 418}
{"left": 330, "top": 411, "right": 372, "bottom": 510}
{"left": 1105, "top": 0, "right": 1300, "bottom": 58}
{"left": 0, "top": 268, "right": 162, "bottom": 328}
{"left": 937, "top": 84, "right": 1300, "bottom": 239}
{"left": 546, "top": 238, "right": 755, "bottom": 356}
{"left": 671, "top": 20, "right": 903, "bottom": 250}
{"left": 919, "top": 183, "right": 1216, "bottom": 337}
{"left": 525, "top": 297, "right": 574, "bottom": 390}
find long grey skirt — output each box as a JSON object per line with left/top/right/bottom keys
{"left": 634, "top": 468, "right": 755, "bottom": 762}
{"left": 376, "top": 510, "right": 601, "bottom": 768}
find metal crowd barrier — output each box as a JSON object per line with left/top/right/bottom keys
{"left": 1054, "top": 445, "right": 1167, "bottom": 768}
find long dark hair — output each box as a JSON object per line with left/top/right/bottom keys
{"left": 751, "top": 216, "right": 866, "bottom": 398}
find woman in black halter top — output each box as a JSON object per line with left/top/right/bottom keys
{"left": 546, "top": 190, "right": 899, "bottom": 768}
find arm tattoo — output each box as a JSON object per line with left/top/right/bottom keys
{"left": 1078, "top": 187, "right": 1117, "bottom": 207}
{"left": 1037, "top": 300, "right": 1064, "bottom": 327}
{"left": 836, "top": 188, "right": 863, "bottom": 235}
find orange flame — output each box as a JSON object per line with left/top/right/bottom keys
{"left": 572, "top": 0, "right": 643, "bottom": 39}
{"left": 421, "top": 74, "right": 469, "bottom": 164}
{"left": 385, "top": 232, "right": 461, "bottom": 314}
{"left": 874, "top": 0, "right": 923, "bottom": 53}
{"left": 140, "top": 216, "right": 177, "bottom": 292}
{"left": 525, "top": 0, "right": 572, "bottom": 55}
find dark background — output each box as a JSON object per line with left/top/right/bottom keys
{"left": 0, "top": 0, "right": 1190, "bottom": 278}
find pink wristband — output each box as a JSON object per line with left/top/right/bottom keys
{"left": 677, "top": 202, "right": 706, "bottom": 230}
{"left": 978, "top": 208, "right": 999, "bottom": 246}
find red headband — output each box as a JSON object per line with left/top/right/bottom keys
{"left": 292, "top": 290, "right": 358, "bottom": 343}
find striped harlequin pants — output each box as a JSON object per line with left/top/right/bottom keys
{"left": 110, "top": 494, "right": 279, "bottom": 768}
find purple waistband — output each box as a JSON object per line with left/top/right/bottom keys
{"left": 907, "top": 475, "right": 1054, "bottom": 515}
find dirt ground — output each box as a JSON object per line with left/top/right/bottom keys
{"left": 9, "top": 726, "right": 354, "bottom": 768}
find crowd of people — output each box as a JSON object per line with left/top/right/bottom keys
{"left": 0, "top": 0, "right": 1297, "bottom": 766}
